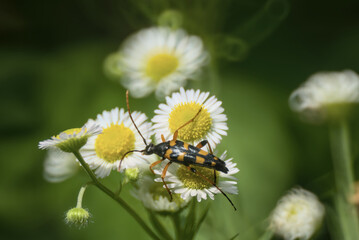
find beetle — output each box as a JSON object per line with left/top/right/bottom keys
{"left": 120, "top": 90, "right": 236, "bottom": 210}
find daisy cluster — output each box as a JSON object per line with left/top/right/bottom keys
{"left": 39, "top": 87, "right": 239, "bottom": 213}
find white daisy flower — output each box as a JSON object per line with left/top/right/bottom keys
{"left": 270, "top": 188, "right": 325, "bottom": 240}
{"left": 80, "top": 108, "right": 155, "bottom": 178}
{"left": 38, "top": 124, "right": 102, "bottom": 152}
{"left": 118, "top": 27, "right": 208, "bottom": 98}
{"left": 133, "top": 176, "right": 190, "bottom": 213}
{"left": 43, "top": 149, "right": 80, "bottom": 183}
{"left": 152, "top": 87, "right": 228, "bottom": 148}
{"left": 155, "top": 151, "right": 238, "bottom": 202}
{"left": 289, "top": 70, "right": 359, "bottom": 120}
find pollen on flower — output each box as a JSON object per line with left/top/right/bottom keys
{"left": 176, "top": 165, "right": 219, "bottom": 189}
{"left": 169, "top": 102, "right": 212, "bottom": 142}
{"left": 95, "top": 123, "right": 135, "bottom": 163}
{"left": 145, "top": 53, "right": 179, "bottom": 82}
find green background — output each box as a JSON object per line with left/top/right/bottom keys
{"left": 1, "top": 0, "right": 359, "bottom": 239}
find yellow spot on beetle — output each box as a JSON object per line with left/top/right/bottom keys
{"left": 198, "top": 149, "right": 208, "bottom": 156}
{"left": 196, "top": 156, "right": 205, "bottom": 164}
{"left": 164, "top": 149, "right": 173, "bottom": 159}
{"left": 177, "top": 153, "right": 185, "bottom": 161}
{"left": 183, "top": 143, "right": 189, "bottom": 150}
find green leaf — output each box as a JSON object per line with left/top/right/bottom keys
{"left": 148, "top": 210, "right": 173, "bottom": 240}
{"left": 184, "top": 200, "right": 197, "bottom": 239}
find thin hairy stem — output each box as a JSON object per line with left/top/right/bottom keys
{"left": 76, "top": 184, "right": 88, "bottom": 208}
{"left": 73, "top": 151, "right": 160, "bottom": 240}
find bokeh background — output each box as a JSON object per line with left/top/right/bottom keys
{"left": 2, "top": 0, "right": 359, "bottom": 239}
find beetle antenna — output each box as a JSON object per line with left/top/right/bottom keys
{"left": 121, "top": 150, "right": 144, "bottom": 160}
{"left": 186, "top": 167, "right": 237, "bottom": 211}
{"left": 126, "top": 90, "right": 148, "bottom": 146}
{"left": 118, "top": 150, "right": 144, "bottom": 171}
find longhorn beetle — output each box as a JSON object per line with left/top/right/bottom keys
{"left": 120, "top": 90, "right": 236, "bottom": 211}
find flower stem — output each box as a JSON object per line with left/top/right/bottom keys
{"left": 258, "top": 229, "right": 273, "bottom": 240}
{"left": 76, "top": 184, "right": 88, "bottom": 208}
{"left": 171, "top": 213, "right": 182, "bottom": 240}
{"left": 329, "top": 119, "right": 359, "bottom": 240}
{"left": 73, "top": 151, "right": 160, "bottom": 240}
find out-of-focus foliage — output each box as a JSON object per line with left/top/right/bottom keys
{"left": 1, "top": 0, "right": 359, "bottom": 239}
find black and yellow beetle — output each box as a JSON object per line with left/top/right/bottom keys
{"left": 120, "top": 91, "right": 236, "bottom": 210}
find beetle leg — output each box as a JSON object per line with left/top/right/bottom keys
{"left": 202, "top": 141, "right": 216, "bottom": 183}
{"left": 149, "top": 158, "right": 164, "bottom": 175}
{"left": 213, "top": 170, "right": 217, "bottom": 184}
{"left": 207, "top": 142, "right": 214, "bottom": 155}
{"left": 195, "top": 140, "right": 208, "bottom": 149}
{"left": 161, "top": 134, "right": 166, "bottom": 143}
{"left": 195, "top": 140, "right": 216, "bottom": 182}
{"left": 161, "top": 162, "right": 173, "bottom": 201}
{"left": 203, "top": 141, "right": 216, "bottom": 183}
{"left": 172, "top": 108, "right": 202, "bottom": 141}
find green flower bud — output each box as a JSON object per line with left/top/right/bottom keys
{"left": 103, "top": 53, "right": 123, "bottom": 79}
{"left": 157, "top": 10, "right": 183, "bottom": 29}
{"left": 124, "top": 168, "right": 140, "bottom": 183}
{"left": 65, "top": 207, "right": 90, "bottom": 228}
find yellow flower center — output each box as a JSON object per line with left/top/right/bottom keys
{"left": 169, "top": 102, "right": 212, "bottom": 142}
{"left": 55, "top": 128, "right": 88, "bottom": 152}
{"left": 95, "top": 123, "right": 135, "bottom": 163}
{"left": 56, "top": 128, "right": 82, "bottom": 138}
{"left": 177, "top": 165, "right": 219, "bottom": 189}
{"left": 286, "top": 204, "right": 303, "bottom": 221}
{"left": 145, "top": 53, "right": 179, "bottom": 82}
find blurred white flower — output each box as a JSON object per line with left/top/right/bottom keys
{"left": 81, "top": 108, "right": 155, "bottom": 178}
{"left": 152, "top": 88, "right": 228, "bottom": 148}
{"left": 43, "top": 149, "right": 79, "bottom": 182}
{"left": 289, "top": 70, "right": 359, "bottom": 120}
{"left": 270, "top": 188, "right": 325, "bottom": 240}
{"left": 39, "top": 124, "right": 102, "bottom": 152}
{"left": 155, "top": 151, "right": 238, "bottom": 202}
{"left": 118, "top": 27, "right": 208, "bottom": 98}
{"left": 133, "top": 176, "right": 190, "bottom": 213}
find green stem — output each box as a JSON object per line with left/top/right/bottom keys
{"left": 171, "top": 213, "right": 182, "bottom": 240}
{"left": 73, "top": 151, "right": 160, "bottom": 240}
{"left": 76, "top": 184, "right": 88, "bottom": 208}
{"left": 329, "top": 119, "right": 359, "bottom": 240}
{"left": 258, "top": 229, "right": 273, "bottom": 240}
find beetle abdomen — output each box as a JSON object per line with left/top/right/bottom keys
{"left": 162, "top": 140, "right": 229, "bottom": 173}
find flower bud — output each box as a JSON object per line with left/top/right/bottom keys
{"left": 125, "top": 168, "right": 140, "bottom": 182}
{"left": 65, "top": 207, "right": 90, "bottom": 228}
{"left": 157, "top": 10, "right": 183, "bottom": 29}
